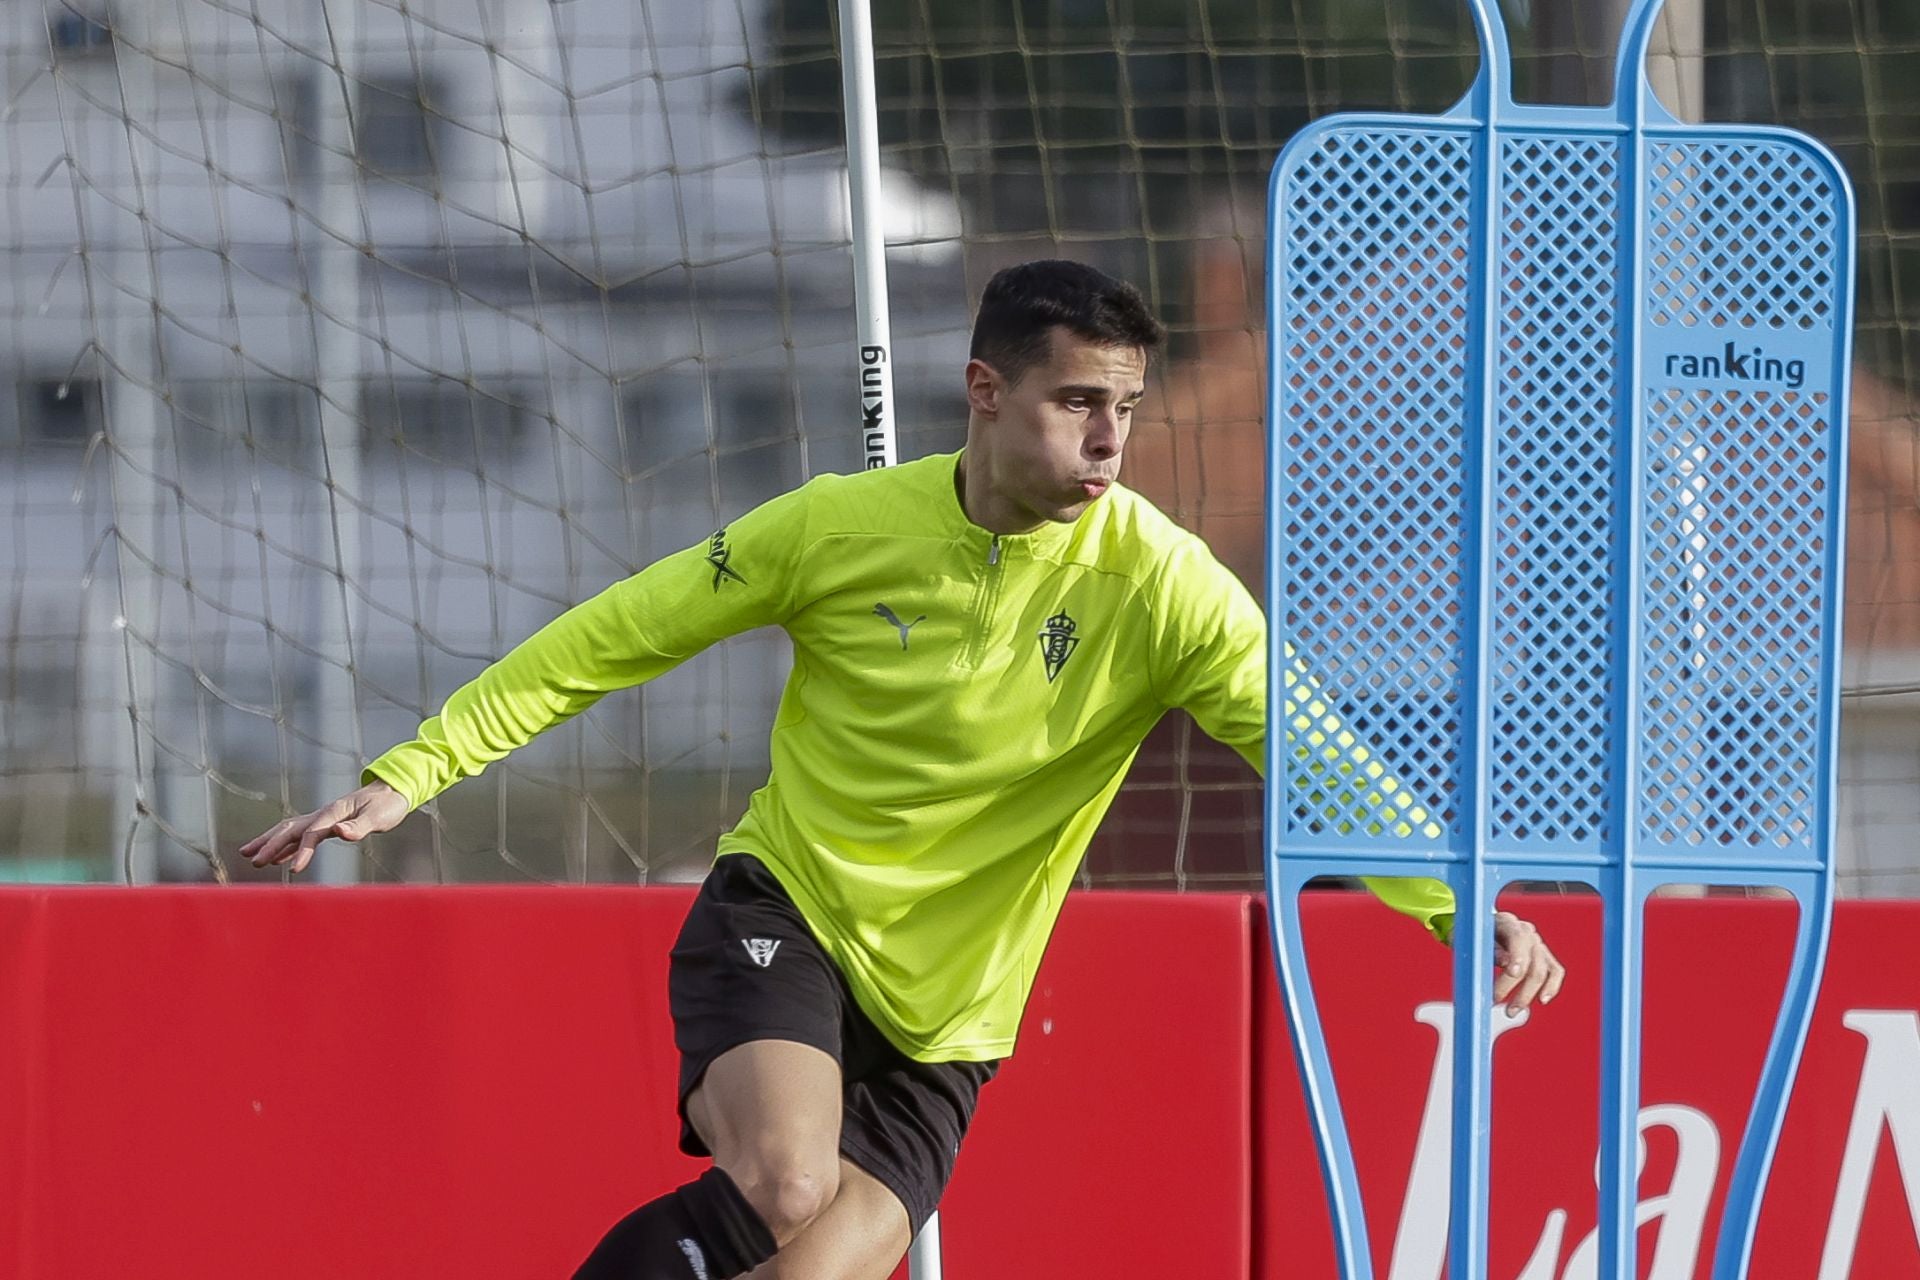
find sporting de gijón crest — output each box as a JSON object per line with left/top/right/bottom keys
{"left": 1038, "top": 610, "right": 1080, "bottom": 682}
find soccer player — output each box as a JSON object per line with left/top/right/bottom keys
{"left": 239, "top": 260, "right": 1565, "bottom": 1280}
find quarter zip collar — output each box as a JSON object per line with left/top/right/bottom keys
{"left": 941, "top": 450, "right": 1075, "bottom": 563}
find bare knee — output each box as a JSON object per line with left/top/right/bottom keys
{"left": 726, "top": 1158, "right": 840, "bottom": 1243}
{"left": 684, "top": 1041, "right": 844, "bottom": 1244}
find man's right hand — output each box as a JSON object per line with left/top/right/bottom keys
{"left": 238, "top": 780, "right": 411, "bottom": 873}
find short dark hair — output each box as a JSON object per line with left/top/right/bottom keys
{"left": 968, "top": 260, "right": 1164, "bottom": 385}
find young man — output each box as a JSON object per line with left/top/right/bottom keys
{"left": 241, "top": 261, "right": 1564, "bottom": 1280}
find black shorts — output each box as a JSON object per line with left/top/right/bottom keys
{"left": 668, "top": 854, "right": 999, "bottom": 1235}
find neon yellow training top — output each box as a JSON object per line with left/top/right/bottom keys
{"left": 364, "top": 451, "right": 1454, "bottom": 1061}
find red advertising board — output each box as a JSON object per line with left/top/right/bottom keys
{"left": 0, "top": 886, "right": 1913, "bottom": 1277}
{"left": 0, "top": 887, "right": 1251, "bottom": 1279}
{"left": 1257, "top": 894, "right": 1920, "bottom": 1280}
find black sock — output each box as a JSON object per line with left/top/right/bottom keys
{"left": 572, "top": 1168, "right": 779, "bottom": 1280}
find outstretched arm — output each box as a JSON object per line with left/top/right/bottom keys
{"left": 1145, "top": 530, "right": 1455, "bottom": 938}
{"left": 1148, "top": 533, "right": 1565, "bottom": 1010}
{"left": 240, "top": 485, "right": 811, "bottom": 869}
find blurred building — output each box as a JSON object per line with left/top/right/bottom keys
{"left": 1, "top": 0, "right": 974, "bottom": 880}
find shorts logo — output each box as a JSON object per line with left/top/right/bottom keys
{"left": 677, "top": 1238, "right": 711, "bottom": 1280}
{"left": 742, "top": 938, "right": 781, "bottom": 968}
{"left": 1038, "top": 609, "right": 1080, "bottom": 683}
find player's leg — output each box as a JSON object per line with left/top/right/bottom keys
{"left": 781, "top": 1027, "right": 998, "bottom": 1280}
{"left": 577, "top": 1042, "right": 987, "bottom": 1280}
{"left": 572, "top": 1038, "right": 834, "bottom": 1280}
{"left": 574, "top": 855, "right": 848, "bottom": 1280}
{"left": 683, "top": 1039, "right": 846, "bottom": 1242}
{"left": 739, "top": 1158, "right": 910, "bottom": 1280}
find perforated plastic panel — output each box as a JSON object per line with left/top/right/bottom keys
{"left": 1264, "top": 3, "right": 1854, "bottom": 1279}
{"left": 1639, "top": 387, "right": 1833, "bottom": 854}
{"left": 1277, "top": 128, "right": 1473, "bottom": 846}
{"left": 1270, "top": 120, "right": 1848, "bottom": 880}
{"left": 1489, "top": 135, "right": 1621, "bottom": 854}
{"left": 1646, "top": 142, "right": 1842, "bottom": 332}
{"left": 1638, "top": 139, "right": 1842, "bottom": 865}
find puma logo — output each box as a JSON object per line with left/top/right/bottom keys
{"left": 873, "top": 603, "right": 926, "bottom": 650}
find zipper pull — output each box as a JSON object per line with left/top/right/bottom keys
{"left": 988, "top": 536, "right": 1001, "bottom": 566}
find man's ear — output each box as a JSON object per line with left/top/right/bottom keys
{"left": 964, "top": 358, "right": 1001, "bottom": 418}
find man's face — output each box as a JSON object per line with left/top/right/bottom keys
{"left": 967, "top": 328, "right": 1147, "bottom": 528}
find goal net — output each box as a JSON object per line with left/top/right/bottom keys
{"left": 2, "top": 0, "right": 1915, "bottom": 892}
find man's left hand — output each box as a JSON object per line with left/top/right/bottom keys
{"left": 1492, "top": 911, "right": 1565, "bottom": 1017}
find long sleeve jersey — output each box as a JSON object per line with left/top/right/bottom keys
{"left": 364, "top": 450, "right": 1454, "bottom": 1061}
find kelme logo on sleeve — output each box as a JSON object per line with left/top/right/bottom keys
{"left": 706, "top": 528, "right": 746, "bottom": 590}
{"left": 1038, "top": 610, "right": 1080, "bottom": 682}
